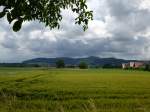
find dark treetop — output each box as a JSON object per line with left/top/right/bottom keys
{"left": 0, "top": 0, "right": 93, "bottom": 32}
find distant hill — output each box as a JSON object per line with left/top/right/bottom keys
{"left": 22, "top": 56, "right": 134, "bottom": 67}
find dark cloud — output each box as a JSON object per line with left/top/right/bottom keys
{"left": 0, "top": 0, "right": 150, "bottom": 62}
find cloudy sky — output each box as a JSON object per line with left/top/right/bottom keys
{"left": 1, "top": 0, "right": 150, "bottom": 62}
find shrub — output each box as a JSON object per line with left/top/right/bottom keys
{"left": 144, "top": 64, "right": 150, "bottom": 71}
{"left": 78, "top": 61, "right": 88, "bottom": 69}
{"left": 56, "top": 60, "right": 65, "bottom": 68}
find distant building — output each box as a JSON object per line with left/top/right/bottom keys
{"left": 131, "top": 62, "right": 144, "bottom": 68}
{"left": 122, "top": 63, "right": 130, "bottom": 69}
{"left": 130, "top": 62, "right": 135, "bottom": 68}
{"left": 122, "top": 62, "right": 145, "bottom": 69}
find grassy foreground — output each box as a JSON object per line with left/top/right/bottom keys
{"left": 0, "top": 68, "right": 150, "bottom": 112}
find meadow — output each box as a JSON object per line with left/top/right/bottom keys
{"left": 0, "top": 68, "right": 150, "bottom": 112}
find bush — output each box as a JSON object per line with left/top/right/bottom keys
{"left": 78, "top": 61, "right": 88, "bottom": 69}
{"left": 102, "top": 64, "right": 121, "bottom": 69}
{"left": 144, "top": 64, "right": 150, "bottom": 71}
{"left": 56, "top": 60, "right": 65, "bottom": 68}
{"left": 102, "top": 64, "right": 113, "bottom": 69}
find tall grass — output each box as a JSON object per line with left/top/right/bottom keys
{"left": 0, "top": 68, "right": 150, "bottom": 112}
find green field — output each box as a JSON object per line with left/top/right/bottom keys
{"left": 0, "top": 68, "right": 150, "bottom": 112}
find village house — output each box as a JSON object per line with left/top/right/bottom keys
{"left": 122, "top": 63, "right": 130, "bottom": 69}
{"left": 122, "top": 62, "right": 145, "bottom": 69}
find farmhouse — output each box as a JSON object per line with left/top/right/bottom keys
{"left": 122, "top": 62, "right": 145, "bottom": 69}
{"left": 122, "top": 63, "right": 130, "bottom": 69}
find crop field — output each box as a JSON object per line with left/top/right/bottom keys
{"left": 0, "top": 68, "right": 150, "bottom": 112}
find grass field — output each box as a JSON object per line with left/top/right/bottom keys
{"left": 0, "top": 68, "right": 150, "bottom": 112}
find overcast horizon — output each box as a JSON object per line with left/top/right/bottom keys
{"left": 1, "top": 0, "right": 150, "bottom": 63}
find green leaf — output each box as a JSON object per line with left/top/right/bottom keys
{"left": 0, "top": 0, "right": 93, "bottom": 32}
{"left": 7, "top": 13, "right": 12, "bottom": 24}
{"left": 0, "top": 11, "right": 6, "bottom": 18}
{"left": 13, "top": 19, "right": 23, "bottom": 32}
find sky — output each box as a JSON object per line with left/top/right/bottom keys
{"left": 0, "top": 0, "right": 150, "bottom": 62}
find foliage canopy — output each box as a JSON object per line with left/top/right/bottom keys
{"left": 56, "top": 59, "right": 65, "bottom": 68}
{"left": 0, "top": 0, "right": 93, "bottom": 32}
{"left": 79, "top": 61, "right": 88, "bottom": 69}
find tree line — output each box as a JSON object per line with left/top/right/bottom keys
{"left": 56, "top": 59, "right": 88, "bottom": 69}
{"left": 0, "top": 60, "right": 150, "bottom": 71}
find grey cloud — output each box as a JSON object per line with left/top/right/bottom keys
{"left": 106, "top": 0, "right": 139, "bottom": 19}
{"left": 0, "top": 0, "right": 150, "bottom": 62}
{"left": 0, "top": 37, "right": 18, "bottom": 49}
